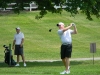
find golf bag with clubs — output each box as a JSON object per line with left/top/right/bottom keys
{"left": 3, "top": 45, "right": 16, "bottom": 66}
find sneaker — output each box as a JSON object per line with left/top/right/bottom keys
{"left": 24, "top": 63, "right": 26, "bottom": 67}
{"left": 15, "top": 64, "right": 20, "bottom": 67}
{"left": 60, "top": 70, "right": 70, "bottom": 74}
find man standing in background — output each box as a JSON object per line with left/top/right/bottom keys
{"left": 12, "top": 27, "right": 26, "bottom": 67}
{"left": 57, "top": 22, "right": 77, "bottom": 74}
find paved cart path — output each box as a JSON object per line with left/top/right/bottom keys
{"left": 0, "top": 57, "right": 100, "bottom": 63}
{"left": 26, "top": 57, "right": 100, "bottom": 62}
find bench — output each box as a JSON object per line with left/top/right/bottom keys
{"left": 0, "top": 2, "right": 38, "bottom": 11}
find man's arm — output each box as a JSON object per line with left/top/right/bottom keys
{"left": 72, "top": 25, "right": 77, "bottom": 34}
{"left": 20, "top": 38, "right": 24, "bottom": 47}
{"left": 63, "top": 24, "right": 72, "bottom": 32}
{"left": 12, "top": 40, "right": 15, "bottom": 49}
{"left": 20, "top": 32, "right": 24, "bottom": 47}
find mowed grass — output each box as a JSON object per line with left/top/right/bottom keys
{"left": 0, "top": 10, "right": 100, "bottom": 61}
{"left": 0, "top": 60, "right": 100, "bottom": 75}
{"left": 0, "top": 10, "right": 100, "bottom": 75}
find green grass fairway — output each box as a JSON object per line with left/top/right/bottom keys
{"left": 0, "top": 10, "right": 100, "bottom": 75}
{"left": 0, "top": 10, "right": 100, "bottom": 61}
{"left": 0, "top": 60, "right": 100, "bottom": 75}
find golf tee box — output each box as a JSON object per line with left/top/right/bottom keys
{"left": 90, "top": 43, "right": 96, "bottom": 53}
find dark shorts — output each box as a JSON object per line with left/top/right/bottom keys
{"left": 15, "top": 45, "right": 23, "bottom": 55}
{"left": 60, "top": 44, "right": 72, "bottom": 59}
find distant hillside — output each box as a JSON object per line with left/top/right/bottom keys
{"left": 0, "top": 10, "right": 100, "bottom": 61}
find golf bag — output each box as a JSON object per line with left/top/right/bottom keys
{"left": 3, "top": 45, "right": 16, "bottom": 66}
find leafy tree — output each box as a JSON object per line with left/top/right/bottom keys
{"left": 0, "top": 0, "right": 100, "bottom": 20}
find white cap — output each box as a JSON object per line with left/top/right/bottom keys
{"left": 57, "top": 22, "right": 64, "bottom": 26}
{"left": 16, "top": 27, "right": 20, "bottom": 30}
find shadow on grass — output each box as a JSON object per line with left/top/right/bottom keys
{"left": 0, "top": 61, "right": 83, "bottom": 68}
{"left": 0, "top": 11, "right": 15, "bottom": 16}
{"left": 0, "top": 10, "right": 29, "bottom": 16}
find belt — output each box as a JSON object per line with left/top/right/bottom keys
{"left": 62, "top": 43, "right": 71, "bottom": 45}
{"left": 16, "top": 45, "right": 20, "bottom": 46}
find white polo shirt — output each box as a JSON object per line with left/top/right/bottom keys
{"left": 58, "top": 29, "right": 73, "bottom": 44}
{"left": 14, "top": 32, "right": 24, "bottom": 45}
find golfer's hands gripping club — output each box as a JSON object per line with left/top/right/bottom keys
{"left": 71, "top": 23, "right": 75, "bottom": 26}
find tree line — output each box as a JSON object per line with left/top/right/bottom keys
{"left": 0, "top": 0, "right": 100, "bottom": 20}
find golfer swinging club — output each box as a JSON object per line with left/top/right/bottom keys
{"left": 57, "top": 22, "right": 77, "bottom": 74}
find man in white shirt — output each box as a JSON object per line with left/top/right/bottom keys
{"left": 12, "top": 27, "right": 26, "bottom": 67}
{"left": 57, "top": 22, "right": 77, "bottom": 74}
